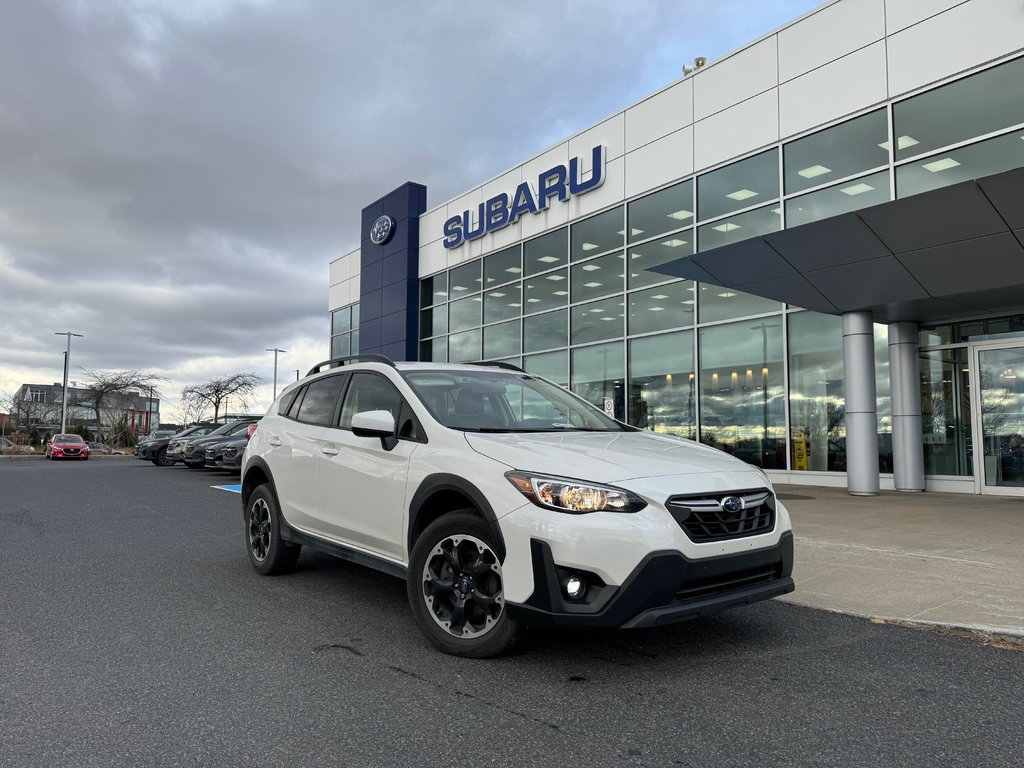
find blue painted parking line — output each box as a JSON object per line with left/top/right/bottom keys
{"left": 212, "top": 484, "right": 242, "bottom": 494}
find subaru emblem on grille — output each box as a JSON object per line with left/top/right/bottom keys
{"left": 720, "top": 496, "right": 744, "bottom": 514}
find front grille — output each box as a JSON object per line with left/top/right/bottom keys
{"left": 675, "top": 565, "right": 780, "bottom": 602}
{"left": 666, "top": 489, "right": 775, "bottom": 543}
{"left": 64, "top": 448, "right": 80, "bottom": 455}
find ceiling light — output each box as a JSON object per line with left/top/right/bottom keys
{"left": 601, "top": 316, "right": 616, "bottom": 321}
{"left": 582, "top": 264, "right": 601, "bottom": 271}
{"left": 545, "top": 274, "right": 566, "bottom": 281}
{"left": 581, "top": 243, "right": 599, "bottom": 251}
{"left": 490, "top": 292, "right": 506, "bottom": 298}
{"left": 667, "top": 209, "right": 693, "bottom": 220}
{"left": 631, "top": 227, "right": 645, "bottom": 235}
{"left": 878, "top": 135, "right": 919, "bottom": 151}
{"left": 841, "top": 182, "right": 875, "bottom": 196}
{"left": 509, "top": 303, "right": 521, "bottom": 307}
{"left": 712, "top": 222, "right": 740, "bottom": 232}
{"left": 553, "top": 290, "right": 569, "bottom": 296}
{"left": 630, "top": 253, "right": 643, "bottom": 259}
{"left": 682, "top": 299, "right": 694, "bottom": 305}
{"left": 923, "top": 157, "right": 961, "bottom": 173}
{"left": 527, "top": 298, "right": 541, "bottom": 303}
{"left": 798, "top": 164, "right": 831, "bottom": 179}
{"left": 648, "top": 307, "right": 665, "bottom": 311}
{"left": 452, "top": 285, "right": 468, "bottom": 292}
{"left": 650, "top": 294, "right": 669, "bottom": 300}
{"left": 589, "top": 308, "right": 605, "bottom": 313}
{"left": 726, "top": 189, "right": 758, "bottom": 201}
{"left": 537, "top": 255, "right": 559, "bottom": 263}
{"left": 435, "top": 291, "right": 448, "bottom": 297}
{"left": 505, "top": 266, "right": 522, "bottom": 273}
{"left": 663, "top": 238, "right": 689, "bottom": 248}
{"left": 718, "top": 291, "right": 737, "bottom": 298}
{"left": 583, "top": 282, "right": 603, "bottom": 288}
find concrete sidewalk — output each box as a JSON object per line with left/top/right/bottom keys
{"left": 776, "top": 484, "right": 1024, "bottom": 639}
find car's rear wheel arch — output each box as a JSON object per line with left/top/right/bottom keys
{"left": 242, "top": 459, "right": 274, "bottom": 513}
{"left": 408, "top": 475, "right": 506, "bottom": 563}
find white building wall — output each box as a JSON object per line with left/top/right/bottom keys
{"left": 325, "top": 0, "right": 1024, "bottom": 304}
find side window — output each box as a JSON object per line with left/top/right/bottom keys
{"left": 294, "top": 375, "right": 346, "bottom": 426}
{"left": 286, "top": 386, "right": 307, "bottom": 420}
{"left": 278, "top": 388, "right": 300, "bottom": 416}
{"left": 339, "top": 373, "right": 423, "bottom": 442}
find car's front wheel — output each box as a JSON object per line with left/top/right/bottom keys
{"left": 153, "top": 447, "right": 174, "bottom": 467}
{"left": 407, "top": 512, "right": 519, "bottom": 658}
{"left": 245, "top": 484, "right": 301, "bottom": 575}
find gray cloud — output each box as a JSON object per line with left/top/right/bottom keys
{"left": 0, "top": 0, "right": 820, "bottom": 412}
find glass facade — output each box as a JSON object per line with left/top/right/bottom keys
{"left": 330, "top": 303, "right": 360, "bottom": 359}
{"left": 406, "top": 52, "right": 1024, "bottom": 476}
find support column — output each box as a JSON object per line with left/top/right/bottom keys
{"left": 842, "top": 311, "right": 880, "bottom": 496}
{"left": 889, "top": 321, "right": 925, "bottom": 491}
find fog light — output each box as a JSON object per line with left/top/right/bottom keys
{"left": 564, "top": 575, "right": 586, "bottom": 601}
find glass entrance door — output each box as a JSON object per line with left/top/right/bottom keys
{"left": 972, "top": 344, "right": 1024, "bottom": 493}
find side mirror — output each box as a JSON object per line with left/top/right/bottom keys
{"left": 351, "top": 410, "right": 398, "bottom": 451}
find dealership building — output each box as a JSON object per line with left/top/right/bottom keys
{"left": 329, "top": 0, "right": 1024, "bottom": 496}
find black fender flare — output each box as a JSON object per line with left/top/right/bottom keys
{"left": 241, "top": 457, "right": 280, "bottom": 519}
{"left": 407, "top": 473, "right": 506, "bottom": 561}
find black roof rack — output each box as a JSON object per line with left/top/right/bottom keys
{"left": 306, "top": 354, "right": 397, "bottom": 376}
{"left": 466, "top": 360, "right": 525, "bottom": 372}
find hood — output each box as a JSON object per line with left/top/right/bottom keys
{"left": 464, "top": 430, "right": 758, "bottom": 482}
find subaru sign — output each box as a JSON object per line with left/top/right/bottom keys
{"left": 442, "top": 145, "right": 607, "bottom": 250}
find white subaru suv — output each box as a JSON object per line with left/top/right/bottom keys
{"left": 241, "top": 356, "right": 794, "bottom": 657}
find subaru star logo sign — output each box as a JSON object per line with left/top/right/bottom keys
{"left": 369, "top": 214, "right": 395, "bottom": 246}
{"left": 720, "top": 496, "right": 744, "bottom": 514}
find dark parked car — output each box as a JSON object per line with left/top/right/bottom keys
{"left": 182, "top": 419, "right": 259, "bottom": 468}
{"left": 136, "top": 424, "right": 218, "bottom": 466}
{"left": 209, "top": 433, "right": 249, "bottom": 472}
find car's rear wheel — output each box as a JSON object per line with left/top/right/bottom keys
{"left": 407, "top": 512, "right": 519, "bottom": 658}
{"left": 245, "top": 484, "right": 300, "bottom": 575}
{"left": 153, "top": 447, "right": 174, "bottom": 467}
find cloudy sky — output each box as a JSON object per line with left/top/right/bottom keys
{"left": 0, "top": 0, "right": 821, "bottom": 421}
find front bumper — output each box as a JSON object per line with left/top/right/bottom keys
{"left": 505, "top": 532, "right": 793, "bottom": 629}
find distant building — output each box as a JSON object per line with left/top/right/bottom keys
{"left": 9, "top": 383, "right": 160, "bottom": 438}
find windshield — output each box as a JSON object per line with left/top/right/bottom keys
{"left": 404, "top": 370, "right": 628, "bottom": 433}
{"left": 55, "top": 434, "right": 84, "bottom": 443}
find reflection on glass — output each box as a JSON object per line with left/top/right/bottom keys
{"left": 524, "top": 228, "right": 567, "bottom": 275}
{"left": 484, "top": 320, "right": 520, "bottom": 360}
{"left": 571, "top": 297, "right": 625, "bottom": 345}
{"left": 331, "top": 334, "right": 350, "bottom": 359}
{"left": 571, "top": 206, "right": 623, "bottom": 260}
{"left": 332, "top": 306, "right": 351, "bottom": 335}
{"left": 978, "top": 346, "right": 1024, "bottom": 487}
{"left": 484, "top": 245, "right": 521, "bottom": 287}
{"left": 524, "top": 268, "right": 568, "bottom": 314}
{"left": 783, "top": 109, "right": 888, "bottom": 194}
{"left": 571, "top": 251, "right": 624, "bottom": 303}
{"left": 524, "top": 349, "right": 568, "bottom": 385}
{"left": 629, "top": 330, "right": 695, "bottom": 438}
{"left": 699, "top": 320, "right": 785, "bottom": 469}
{"left": 448, "top": 329, "right": 481, "bottom": 362}
{"left": 571, "top": 341, "right": 625, "bottom": 421}
{"left": 698, "top": 204, "right": 781, "bottom": 251}
{"left": 420, "top": 305, "right": 447, "bottom": 339}
{"left": 699, "top": 285, "right": 781, "bottom": 324}
{"left": 351, "top": 303, "right": 360, "bottom": 330}
{"left": 448, "top": 295, "right": 481, "bottom": 333}
{"left": 351, "top": 330, "right": 359, "bottom": 354}
{"left": 893, "top": 55, "right": 1024, "bottom": 160}
{"left": 785, "top": 171, "right": 890, "bottom": 228}
{"left": 875, "top": 323, "right": 892, "bottom": 472}
{"left": 919, "top": 325, "right": 952, "bottom": 347}
{"left": 523, "top": 309, "right": 567, "bottom": 353}
{"left": 627, "top": 231, "right": 694, "bottom": 288}
{"left": 920, "top": 348, "right": 972, "bottom": 476}
{"left": 484, "top": 284, "right": 522, "bottom": 324}
{"left": 420, "top": 337, "right": 446, "bottom": 363}
{"left": 788, "top": 312, "right": 845, "bottom": 471}
{"left": 628, "top": 180, "right": 693, "bottom": 244}
{"left": 697, "top": 149, "right": 778, "bottom": 221}
{"left": 449, "top": 260, "right": 482, "bottom": 296}
{"left": 628, "top": 281, "right": 694, "bottom": 335}
{"left": 420, "top": 273, "right": 448, "bottom": 307}
{"left": 896, "top": 131, "right": 1024, "bottom": 199}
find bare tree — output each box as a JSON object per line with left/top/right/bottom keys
{"left": 181, "top": 373, "right": 262, "bottom": 423}
{"left": 170, "top": 394, "right": 212, "bottom": 426}
{"left": 79, "top": 369, "right": 163, "bottom": 442}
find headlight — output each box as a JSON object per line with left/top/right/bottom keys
{"left": 505, "top": 471, "right": 646, "bottom": 514}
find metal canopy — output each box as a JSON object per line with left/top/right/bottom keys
{"left": 653, "top": 166, "right": 1024, "bottom": 324}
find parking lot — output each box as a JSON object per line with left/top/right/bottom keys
{"left": 1, "top": 458, "right": 1022, "bottom": 767}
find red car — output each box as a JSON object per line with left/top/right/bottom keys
{"left": 45, "top": 434, "right": 91, "bottom": 461}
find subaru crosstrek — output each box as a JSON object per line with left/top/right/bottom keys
{"left": 241, "top": 356, "right": 794, "bottom": 657}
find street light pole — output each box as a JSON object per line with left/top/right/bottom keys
{"left": 294, "top": 369, "right": 300, "bottom": 381}
{"left": 266, "top": 348, "right": 287, "bottom": 401}
{"left": 54, "top": 331, "right": 83, "bottom": 434}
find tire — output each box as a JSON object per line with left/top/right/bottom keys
{"left": 153, "top": 447, "right": 174, "bottom": 467}
{"left": 407, "top": 511, "right": 519, "bottom": 658}
{"left": 82, "top": 456, "right": 89, "bottom": 461}
{"left": 245, "top": 484, "right": 301, "bottom": 575}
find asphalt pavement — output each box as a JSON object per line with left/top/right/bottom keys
{"left": 0, "top": 459, "right": 1022, "bottom": 767}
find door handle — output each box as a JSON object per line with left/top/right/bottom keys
{"left": 321, "top": 446, "right": 339, "bottom": 456}
{"left": 268, "top": 436, "right": 282, "bottom": 447}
